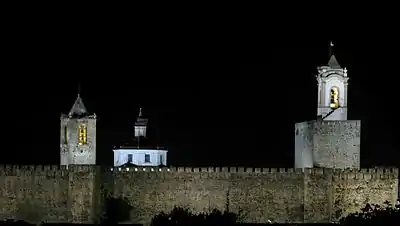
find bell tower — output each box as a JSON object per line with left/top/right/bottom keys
{"left": 135, "top": 108, "right": 148, "bottom": 139}
{"left": 316, "top": 41, "right": 349, "bottom": 121}
{"left": 60, "top": 92, "right": 97, "bottom": 166}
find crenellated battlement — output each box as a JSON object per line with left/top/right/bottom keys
{"left": 0, "top": 164, "right": 68, "bottom": 176}
{"left": 109, "top": 166, "right": 399, "bottom": 179}
{"left": 110, "top": 166, "right": 307, "bottom": 174}
{"left": 0, "top": 165, "right": 396, "bottom": 179}
{"left": 332, "top": 168, "right": 399, "bottom": 180}
{"left": 0, "top": 164, "right": 100, "bottom": 176}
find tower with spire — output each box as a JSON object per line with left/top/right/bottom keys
{"left": 112, "top": 108, "right": 168, "bottom": 167}
{"left": 316, "top": 41, "right": 349, "bottom": 121}
{"left": 60, "top": 91, "right": 97, "bottom": 167}
{"left": 294, "top": 41, "right": 361, "bottom": 169}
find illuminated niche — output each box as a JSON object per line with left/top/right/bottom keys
{"left": 78, "top": 124, "right": 87, "bottom": 145}
{"left": 329, "top": 87, "right": 339, "bottom": 109}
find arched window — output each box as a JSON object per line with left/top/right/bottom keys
{"left": 329, "top": 87, "right": 339, "bottom": 109}
{"left": 78, "top": 124, "right": 87, "bottom": 145}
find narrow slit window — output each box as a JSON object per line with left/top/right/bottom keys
{"left": 63, "top": 126, "right": 68, "bottom": 144}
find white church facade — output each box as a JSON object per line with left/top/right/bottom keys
{"left": 112, "top": 108, "right": 168, "bottom": 167}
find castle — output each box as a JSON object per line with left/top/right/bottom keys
{"left": 0, "top": 43, "right": 397, "bottom": 225}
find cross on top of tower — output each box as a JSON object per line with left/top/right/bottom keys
{"left": 327, "top": 41, "right": 340, "bottom": 69}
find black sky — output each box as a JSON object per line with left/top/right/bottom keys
{"left": 3, "top": 19, "right": 399, "bottom": 168}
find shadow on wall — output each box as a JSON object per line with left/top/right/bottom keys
{"left": 101, "top": 196, "right": 133, "bottom": 224}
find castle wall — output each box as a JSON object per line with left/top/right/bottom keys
{"left": 0, "top": 165, "right": 101, "bottom": 224}
{"left": 304, "top": 168, "right": 333, "bottom": 223}
{"left": 67, "top": 165, "right": 102, "bottom": 223}
{"left": 0, "top": 165, "right": 70, "bottom": 223}
{"left": 110, "top": 167, "right": 305, "bottom": 225}
{"left": 0, "top": 165, "right": 397, "bottom": 225}
{"left": 110, "top": 166, "right": 398, "bottom": 225}
{"left": 313, "top": 120, "right": 361, "bottom": 169}
{"left": 331, "top": 168, "right": 398, "bottom": 221}
{"left": 294, "top": 121, "right": 314, "bottom": 168}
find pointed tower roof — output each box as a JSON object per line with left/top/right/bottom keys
{"left": 135, "top": 108, "right": 148, "bottom": 126}
{"left": 327, "top": 41, "right": 341, "bottom": 69}
{"left": 68, "top": 94, "right": 88, "bottom": 117}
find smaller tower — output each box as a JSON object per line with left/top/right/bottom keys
{"left": 113, "top": 108, "right": 168, "bottom": 167}
{"left": 316, "top": 41, "right": 349, "bottom": 121}
{"left": 135, "top": 108, "right": 148, "bottom": 141}
{"left": 60, "top": 92, "right": 97, "bottom": 167}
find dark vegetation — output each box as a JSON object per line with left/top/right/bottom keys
{"left": 151, "top": 207, "right": 238, "bottom": 226}
{"left": 0, "top": 199, "right": 399, "bottom": 225}
{"left": 339, "top": 199, "right": 400, "bottom": 225}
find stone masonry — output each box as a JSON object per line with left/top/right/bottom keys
{"left": 295, "top": 120, "right": 361, "bottom": 169}
{"left": 0, "top": 165, "right": 397, "bottom": 225}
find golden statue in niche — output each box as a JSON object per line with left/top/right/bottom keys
{"left": 330, "top": 87, "right": 339, "bottom": 109}
{"left": 78, "top": 124, "right": 87, "bottom": 145}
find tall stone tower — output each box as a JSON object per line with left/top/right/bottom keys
{"left": 316, "top": 42, "right": 349, "bottom": 121}
{"left": 295, "top": 41, "right": 360, "bottom": 169}
{"left": 60, "top": 93, "right": 97, "bottom": 166}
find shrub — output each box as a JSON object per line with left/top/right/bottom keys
{"left": 340, "top": 199, "right": 400, "bottom": 225}
{"left": 151, "top": 207, "right": 237, "bottom": 226}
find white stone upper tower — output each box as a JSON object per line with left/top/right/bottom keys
{"left": 295, "top": 42, "right": 361, "bottom": 169}
{"left": 113, "top": 108, "right": 168, "bottom": 167}
{"left": 135, "top": 108, "right": 148, "bottom": 139}
{"left": 60, "top": 92, "right": 97, "bottom": 166}
{"left": 316, "top": 41, "right": 349, "bottom": 121}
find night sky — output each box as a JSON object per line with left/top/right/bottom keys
{"left": 3, "top": 30, "right": 398, "bottom": 168}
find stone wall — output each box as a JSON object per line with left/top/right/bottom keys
{"left": 110, "top": 166, "right": 398, "bottom": 225}
{"left": 332, "top": 168, "right": 398, "bottom": 221}
{"left": 0, "top": 165, "right": 101, "bottom": 224}
{"left": 295, "top": 121, "right": 314, "bottom": 168}
{"left": 111, "top": 167, "right": 305, "bottom": 224}
{"left": 295, "top": 120, "right": 361, "bottom": 169}
{"left": 313, "top": 120, "right": 361, "bottom": 169}
{"left": 0, "top": 165, "right": 397, "bottom": 225}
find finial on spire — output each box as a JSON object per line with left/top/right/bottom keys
{"left": 77, "top": 83, "right": 81, "bottom": 97}
{"left": 139, "top": 108, "right": 142, "bottom": 117}
{"left": 329, "top": 40, "right": 334, "bottom": 58}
